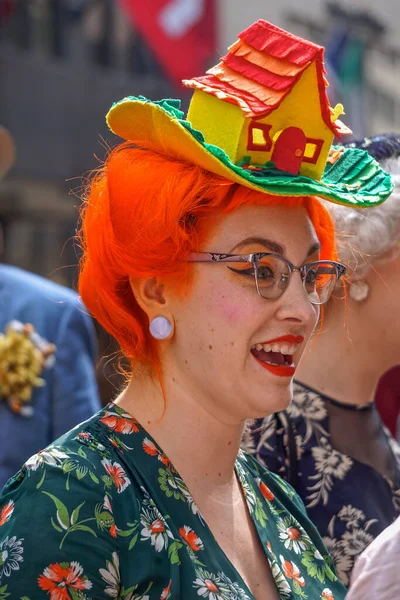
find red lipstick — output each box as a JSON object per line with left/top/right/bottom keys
{"left": 251, "top": 334, "right": 303, "bottom": 378}
{"left": 253, "top": 357, "right": 296, "bottom": 377}
{"left": 262, "top": 335, "right": 304, "bottom": 344}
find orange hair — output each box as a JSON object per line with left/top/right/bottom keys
{"left": 78, "top": 142, "right": 336, "bottom": 373}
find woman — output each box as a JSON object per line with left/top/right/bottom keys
{"left": 244, "top": 134, "right": 400, "bottom": 587}
{"left": 0, "top": 21, "right": 392, "bottom": 599}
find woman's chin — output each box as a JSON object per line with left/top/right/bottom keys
{"left": 246, "top": 386, "right": 293, "bottom": 420}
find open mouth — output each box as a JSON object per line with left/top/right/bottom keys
{"left": 251, "top": 346, "right": 294, "bottom": 367}
{"left": 250, "top": 338, "right": 302, "bottom": 377}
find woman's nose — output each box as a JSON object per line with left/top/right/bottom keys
{"left": 276, "top": 271, "right": 318, "bottom": 325}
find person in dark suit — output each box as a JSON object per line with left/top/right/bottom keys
{"left": 0, "top": 126, "right": 100, "bottom": 488}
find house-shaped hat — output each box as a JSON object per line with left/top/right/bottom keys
{"left": 106, "top": 20, "right": 393, "bottom": 207}
{"left": 184, "top": 20, "right": 351, "bottom": 180}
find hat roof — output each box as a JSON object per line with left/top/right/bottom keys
{"left": 184, "top": 20, "right": 346, "bottom": 136}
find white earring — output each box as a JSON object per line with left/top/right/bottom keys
{"left": 349, "top": 280, "right": 369, "bottom": 302}
{"left": 149, "top": 316, "right": 173, "bottom": 340}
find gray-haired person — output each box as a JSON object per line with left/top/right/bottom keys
{"left": 243, "top": 134, "right": 400, "bottom": 587}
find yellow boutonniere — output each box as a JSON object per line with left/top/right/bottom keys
{"left": 0, "top": 321, "right": 56, "bottom": 416}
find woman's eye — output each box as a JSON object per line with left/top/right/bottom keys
{"left": 257, "top": 266, "right": 274, "bottom": 280}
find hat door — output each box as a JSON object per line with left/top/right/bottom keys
{"left": 272, "top": 127, "right": 306, "bottom": 175}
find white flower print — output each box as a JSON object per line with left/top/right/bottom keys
{"left": 241, "top": 422, "right": 257, "bottom": 453}
{"left": 277, "top": 516, "right": 312, "bottom": 554}
{"left": 321, "top": 536, "right": 336, "bottom": 556}
{"left": 270, "top": 561, "right": 291, "bottom": 599}
{"left": 100, "top": 551, "right": 120, "bottom": 597}
{"left": 289, "top": 383, "right": 328, "bottom": 442}
{"left": 180, "top": 486, "right": 205, "bottom": 523}
{"left": 306, "top": 438, "right": 352, "bottom": 507}
{"left": 322, "top": 536, "right": 354, "bottom": 588}
{"left": 321, "top": 589, "right": 335, "bottom": 600}
{"left": 312, "top": 442, "right": 352, "bottom": 480}
{"left": 337, "top": 505, "right": 365, "bottom": 530}
{"left": 100, "top": 552, "right": 150, "bottom": 599}
{"left": 140, "top": 507, "right": 174, "bottom": 552}
{"left": 235, "top": 462, "right": 257, "bottom": 513}
{"left": 193, "top": 568, "right": 231, "bottom": 600}
{"left": 341, "top": 529, "right": 374, "bottom": 556}
{"left": 324, "top": 505, "right": 378, "bottom": 586}
{"left": 0, "top": 535, "right": 24, "bottom": 578}
{"left": 25, "top": 447, "right": 69, "bottom": 471}
{"left": 218, "top": 572, "right": 252, "bottom": 599}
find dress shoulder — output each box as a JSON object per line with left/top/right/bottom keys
{"left": 0, "top": 408, "right": 141, "bottom": 598}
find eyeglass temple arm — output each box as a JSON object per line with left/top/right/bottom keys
{"left": 187, "top": 252, "right": 252, "bottom": 263}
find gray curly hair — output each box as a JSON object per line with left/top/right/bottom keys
{"left": 322, "top": 142, "right": 400, "bottom": 279}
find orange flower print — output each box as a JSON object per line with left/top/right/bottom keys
{"left": 38, "top": 561, "right": 92, "bottom": 599}
{"left": 161, "top": 579, "right": 172, "bottom": 599}
{"left": 322, "top": 589, "right": 335, "bottom": 600}
{"left": 101, "top": 459, "right": 131, "bottom": 493}
{"left": 143, "top": 438, "right": 158, "bottom": 456}
{"left": 100, "top": 410, "right": 139, "bottom": 434}
{"left": 266, "top": 540, "right": 276, "bottom": 560}
{"left": 179, "top": 525, "right": 204, "bottom": 552}
{"left": 280, "top": 555, "right": 305, "bottom": 587}
{"left": 257, "top": 478, "right": 275, "bottom": 501}
{"left": 0, "top": 500, "right": 14, "bottom": 526}
{"left": 109, "top": 523, "right": 117, "bottom": 538}
{"left": 143, "top": 438, "right": 171, "bottom": 467}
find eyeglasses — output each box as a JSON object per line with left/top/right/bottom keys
{"left": 187, "top": 252, "right": 347, "bottom": 305}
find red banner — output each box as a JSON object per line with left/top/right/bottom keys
{"left": 118, "top": 0, "right": 217, "bottom": 86}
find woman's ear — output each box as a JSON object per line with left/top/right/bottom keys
{"left": 129, "top": 276, "right": 174, "bottom": 340}
{"left": 129, "top": 276, "right": 167, "bottom": 313}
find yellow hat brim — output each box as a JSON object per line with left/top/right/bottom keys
{"left": 106, "top": 97, "right": 393, "bottom": 207}
{"left": 106, "top": 98, "right": 267, "bottom": 192}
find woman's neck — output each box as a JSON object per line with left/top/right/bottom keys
{"left": 296, "top": 298, "right": 389, "bottom": 406}
{"left": 116, "top": 368, "right": 244, "bottom": 494}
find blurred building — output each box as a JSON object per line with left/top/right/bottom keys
{"left": 0, "top": 0, "right": 173, "bottom": 282}
{"left": 219, "top": 0, "right": 400, "bottom": 136}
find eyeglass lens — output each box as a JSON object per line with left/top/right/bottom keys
{"left": 253, "top": 256, "right": 338, "bottom": 304}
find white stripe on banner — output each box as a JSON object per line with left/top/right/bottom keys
{"left": 159, "top": 0, "right": 205, "bottom": 38}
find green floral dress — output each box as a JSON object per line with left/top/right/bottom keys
{"left": 0, "top": 403, "right": 346, "bottom": 600}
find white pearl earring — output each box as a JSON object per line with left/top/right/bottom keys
{"left": 349, "top": 280, "right": 369, "bottom": 302}
{"left": 149, "top": 316, "right": 173, "bottom": 340}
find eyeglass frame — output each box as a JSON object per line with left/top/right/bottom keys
{"left": 187, "top": 252, "right": 347, "bottom": 305}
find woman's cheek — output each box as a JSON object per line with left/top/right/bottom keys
{"left": 206, "top": 283, "right": 257, "bottom": 325}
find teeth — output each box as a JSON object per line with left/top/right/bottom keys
{"left": 252, "top": 342, "right": 299, "bottom": 355}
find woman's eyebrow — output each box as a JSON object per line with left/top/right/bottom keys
{"left": 307, "top": 242, "right": 321, "bottom": 257}
{"left": 231, "top": 236, "right": 285, "bottom": 254}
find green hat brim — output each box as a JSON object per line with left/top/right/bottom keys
{"left": 106, "top": 97, "right": 393, "bottom": 208}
